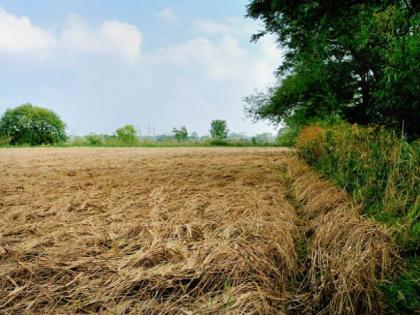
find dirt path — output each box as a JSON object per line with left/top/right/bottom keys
{"left": 0, "top": 148, "right": 394, "bottom": 314}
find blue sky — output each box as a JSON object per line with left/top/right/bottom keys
{"left": 0, "top": 0, "right": 282, "bottom": 136}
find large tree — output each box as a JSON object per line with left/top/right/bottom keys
{"left": 0, "top": 103, "right": 67, "bottom": 145}
{"left": 245, "top": 0, "right": 420, "bottom": 137}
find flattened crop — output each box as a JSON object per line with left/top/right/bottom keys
{"left": 0, "top": 148, "right": 397, "bottom": 314}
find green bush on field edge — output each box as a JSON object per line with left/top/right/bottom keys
{"left": 295, "top": 123, "right": 419, "bottom": 314}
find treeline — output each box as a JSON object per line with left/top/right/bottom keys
{"left": 67, "top": 123, "right": 277, "bottom": 147}
{"left": 245, "top": 0, "right": 419, "bottom": 138}
{"left": 0, "top": 104, "right": 277, "bottom": 147}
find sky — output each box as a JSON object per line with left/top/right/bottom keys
{"left": 0, "top": 0, "right": 283, "bottom": 136}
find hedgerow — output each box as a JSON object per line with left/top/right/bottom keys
{"left": 296, "top": 123, "right": 419, "bottom": 314}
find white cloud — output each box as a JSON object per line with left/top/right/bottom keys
{"left": 0, "top": 10, "right": 282, "bottom": 135}
{"left": 61, "top": 16, "right": 142, "bottom": 63}
{"left": 0, "top": 8, "right": 56, "bottom": 56}
{"left": 149, "top": 18, "right": 282, "bottom": 87}
{"left": 157, "top": 8, "right": 178, "bottom": 24}
{"left": 194, "top": 19, "right": 230, "bottom": 35}
{"left": 101, "top": 20, "right": 142, "bottom": 63}
{"left": 61, "top": 16, "right": 94, "bottom": 53}
{"left": 150, "top": 36, "right": 248, "bottom": 81}
{"left": 194, "top": 17, "right": 260, "bottom": 39}
{"left": 0, "top": 8, "right": 141, "bottom": 63}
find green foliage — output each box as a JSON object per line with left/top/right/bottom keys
{"left": 276, "top": 127, "right": 299, "bottom": 147}
{"left": 380, "top": 257, "right": 420, "bottom": 314}
{"left": 85, "top": 133, "right": 106, "bottom": 146}
{"left": 64, "top": 130, "right": 278, "bottom": 148}
{"left": 296, "top": 123, "right": 420, "bottom": 313}
{"left": 0, "top": 103, "right": 67, "bottom": 145}
{"left": 0, "top": 135, "right": 11, "bottom": 146}
{"left": 276, "top": 114, "right": 344, "bottom": 147}
{"left": 210, "top": 120, "right": 228, "bottom": 144}
{"left": 172, "top": 126, "right": 188, "bottom": 141}
{"left": 246, "top": 0, "right": 420, "bottom": 137}
{"left": 115, "top": 125, "right": 137, "bottom": 143}
{"left": 68, "top": 126, "right": 138, "bottom": 147}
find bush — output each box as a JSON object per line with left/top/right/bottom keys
{"left": 0, "top": 136, "right": 11, "bottom": 146}
{"left": 296, "top": 123, "right": 420, "bottom": 313}
{"left": 0, "top": 104, "right": 67, "bottom": 145}
{"left": 276, "top": 127, "right": 298, "bottom": 147}
{"left": 85, "top": 133, "right": 105, "bottom": 146}
{"left": 297, "top": 124, "right": 419, "bottom": 249}
{"left": 115, "top": 125, "right": 137, "bottom": 144}
{"left": 276, "top": 114, "right": 343, "bottom": 147}
{"left": 172, "top": 126, "right": 188, "bottom": 141}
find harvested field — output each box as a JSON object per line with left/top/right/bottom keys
{"left": 0, "top": 148, "right": 397, "bottom": 314}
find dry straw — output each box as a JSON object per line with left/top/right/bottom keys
{"left": 286, "top": 157, "right": 398, "bottom": 314}
{"left": 1, "top": 148, "right": 295, "bottom": 314}
{"left": 0, "top": 148, "right": 397, "bottom": 314}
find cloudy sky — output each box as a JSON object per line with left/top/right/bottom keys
{"left": 0, "top": 0, "right": 282, "bottom": 136}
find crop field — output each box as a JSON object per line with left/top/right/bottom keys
{"left": 0, "top": 148, "right": 396, "bottom": 314}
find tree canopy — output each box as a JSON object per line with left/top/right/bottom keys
{"left": 115, "top": 125, "right": 137, "bottom": 143}
{"left": 210, "top": 120, "right": 229, "bottom": 143}
{"left": 0, "top": 104, "right": 67, "bottom": 145}
{"left": 172, "top": 126, "right": 189, "bottom": 141}
{"left": 245, "top": 0, "right": 420, "bottom": 137}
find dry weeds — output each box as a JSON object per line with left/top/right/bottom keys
{"left": 286, "top": 158, "right": 398, "bottom": 315}
{"left": 0, "top": 148, "right": 397, "bottom": 314}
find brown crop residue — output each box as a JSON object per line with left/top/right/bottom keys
{"left": 0, "top": 148, "right": 397, "bottom": 314}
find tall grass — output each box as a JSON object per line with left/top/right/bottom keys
{"left": 296, "top": 123, "right": 419, "bottom": 314}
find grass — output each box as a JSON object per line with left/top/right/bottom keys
{"left": 295, "top": 123, "right": 419, "bottom": 314}
{"left": 380, "top": 257, "right": 420, "bottom": 313}
{"left": 285, "top": 157, "right": 397, "bottom": 314}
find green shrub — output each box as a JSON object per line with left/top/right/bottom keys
{"left": 85, "top": 133, "right": 105, "bottom": 146}
{"left": 296, "top": 123, "right": 420, "bottom": 313}
{"left": 172, "top": 126, "right": 188, "bottom": 141}
{"left": 0, "top": 136, "right": 11, "bottom": 146}
{"left": 297, "top": 124, "right": 419, "bottom": 250}
{"left": 276, "top": 114, "right": 344, "bottom": 147}
{"left": 276, "top": 127, "right": 299, "bottom": 147}
{"left": 0, "top": 104, "right": 67, "bottom": 145}
{"left": 115, "top": 125, "right": 137, "bottom": 144}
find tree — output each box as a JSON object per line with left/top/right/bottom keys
{"left": 210, "top": 120, "right": 228, "bottom": 143}
{"left": 245, "top": 0, "right": 420, "bottom": 137}
{"left": 0, "top": 103, "right": 67, "bottom": 145}
{"left": 115, "top": 125, "right": 137, "bottom": 143}
{"left": 172, "top": 126, "right": 188, "bottom": 141}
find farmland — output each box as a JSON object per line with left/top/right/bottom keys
{"left": 0, "top": 148, "right": 395, "bottom": 314}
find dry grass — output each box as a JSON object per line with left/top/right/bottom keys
{"left": 286, "top": 158, "right": 398, "bottom": 314}
{"left": 0, "top": 148, "right": 397, "bottom": 314}
{"left": 0, "top": 148, "right": 296, "bottom": 314}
